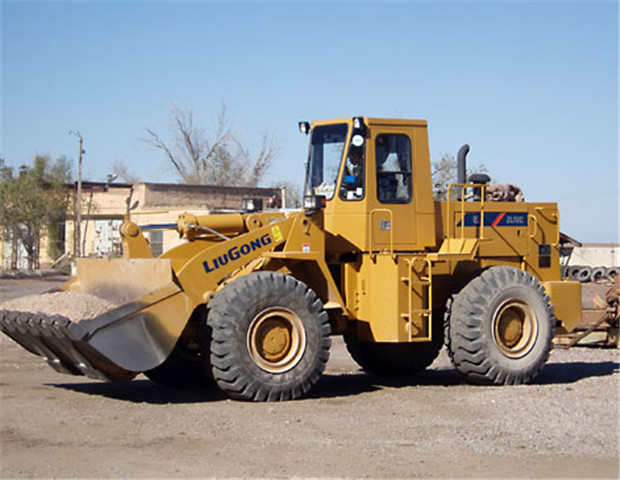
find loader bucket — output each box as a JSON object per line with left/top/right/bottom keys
{"left": 0, "top": 258, "right": 196, "bottom": 381}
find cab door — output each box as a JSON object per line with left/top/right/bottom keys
{"left": 368, "top": 128, "right": 417, "bottom": 251}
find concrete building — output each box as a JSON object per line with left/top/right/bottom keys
{"left": 2, "top": 182, "right": 281, "bottom": 270}
{"left": 565, "top": 243, "right": 619, "bottom": 268}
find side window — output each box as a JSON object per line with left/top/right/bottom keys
{"left": 339, "top": 144, "right": 365, "bottom": 201}
{"left": 376, "top": 134, "right": 412, "bottom": 203}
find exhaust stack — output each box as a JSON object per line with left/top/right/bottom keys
{"left": 457, "top": 144, "right": 470, "bottom": 184}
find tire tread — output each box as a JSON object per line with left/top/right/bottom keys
{"left": 204, "top": 271, "right": 330, "bottom": 401}
{"left": 444, "top": 266, "right": 554, "bottom": 385}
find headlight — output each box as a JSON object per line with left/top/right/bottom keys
{"left": 303, "top": 195, "right": 326, "bottom": 213}
{"left": 298, "top": 121, "right": 310, "bottom": 135}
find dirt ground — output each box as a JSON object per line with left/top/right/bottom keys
{"left": 1, "top": 276, "right": 618, "bottom": 479}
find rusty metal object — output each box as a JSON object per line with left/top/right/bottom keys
{"left": 554, "top": 285, "right": 619, "bottom": 348}
{"left": 486, "top": 184, "right": 525, "bottom": 202}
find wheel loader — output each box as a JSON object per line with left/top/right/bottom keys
{"left": 1, "top": 116, "right": 600, "bottom": 401}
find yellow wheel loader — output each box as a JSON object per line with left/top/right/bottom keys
{"left": 1, "top": 117, "right": 604, "bottom": 401}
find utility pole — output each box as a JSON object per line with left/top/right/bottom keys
{"left": 69, "top": 131, "right": 84, "bottom": 257}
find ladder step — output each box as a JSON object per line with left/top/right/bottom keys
{"left": 401, "top": 310, "right": 431, "bottom": 319}
{"left": 405, "top": 258, "right": 434, "bottom": 342}
{"left": 402, "top": 277, "right": 431, "bottom": 284}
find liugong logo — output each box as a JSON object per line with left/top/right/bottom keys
{"left": 203, "top": 233, "right": 272, "bottom": 273}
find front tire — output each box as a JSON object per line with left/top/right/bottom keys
{"left": 205, "top": 271, "right": 331, "bottom": 401}
{"left": 445, "top": 266, "right": 554, "bottom": 385}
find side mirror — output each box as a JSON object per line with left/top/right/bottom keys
{"left": 298, "top": 121, "right": 310, "bottom": 135}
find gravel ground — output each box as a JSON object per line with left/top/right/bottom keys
{"left": 0, "top": 276, "right": 618, "bottom": 478}
{"left": 1, "top": 290, "right": 117, "bottom": 322}
{"left": 0, "top": 275, "right": 67, "bottom": 302}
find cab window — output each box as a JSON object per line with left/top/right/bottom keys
{"left": 304, "top": 123, "right": 348, "bottom": 200}
{"left": 375, "top": 134, "right": 412, "bottom": 203}
{"left": 339, "top": 144, "right": 365, "bottom": 201}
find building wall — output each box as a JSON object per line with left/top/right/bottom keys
{"left": 2, "top": 181, "right": 283, "bottom": 269}
{"left": 143, "top": 183, "right": 279, "bottom": 210}
{"left": 2, "top": 225, "right": 56, "bottom": 270}
{"left": 566, "top": 244, "right": 620, "bottom": 267}
{"left": 1, "top": 233, "right": 28, "bottom": 270}
{"left": 58, "top": 182, "right": 280, "bottom": 265}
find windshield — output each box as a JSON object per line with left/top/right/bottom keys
{"left": 304, "top": 123, "right": 348, "bottom": 200}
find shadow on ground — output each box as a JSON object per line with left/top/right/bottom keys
{"left": 49, "top": 357, "right": 617, "bottom": 405}
{"left": 534, "top": 360, "right": 618, "bottom": 384}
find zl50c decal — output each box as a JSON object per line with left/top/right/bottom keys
{"left": 458, "top": 212, "right": 528, "bottom": 227}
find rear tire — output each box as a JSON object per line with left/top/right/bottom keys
{"left": 445, "top": 266, "right": 554, "bottom": 385}
{"left": 144, "top": 343, "right": 213, "bottom": 388}
{"left": 344, "top": 315, "right": 443, "bottom": 377}
{"left": 205, "top": 271, "right": 331, "bottom": 401}
{"left": 344, "top": 337, "right": 443, "bottom": 376}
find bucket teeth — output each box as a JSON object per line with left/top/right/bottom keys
{"left": 1, "top": 263, "right": 188, "bottom": 382}
{"left": 1, "top": 310, "right": 112, "bottom": 381}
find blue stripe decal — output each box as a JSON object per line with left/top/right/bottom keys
{"left": 457, "top": 212, "right": 528, "bottom": 227}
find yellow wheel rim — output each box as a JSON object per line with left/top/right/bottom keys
{"left": 492, "top": 300, "right": 538, "bottom": 359}
{"left": 248, "top": 308, "right": 306, "bottom": 373}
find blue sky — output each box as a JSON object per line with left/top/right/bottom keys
{"left": 1, "top": 1, "right": 618, "bottom": 242}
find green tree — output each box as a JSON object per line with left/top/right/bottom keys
{"left": 0, "top": 156, "right": 71, "bottom": 270}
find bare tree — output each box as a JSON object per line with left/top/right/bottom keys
{"left": 272, "top": 180, "right": 301, "bottom": 208}
{"left": 432, "top": 154, "right": 458, "bottom": 201}
{"left": 237, "top": 134, "right": 279, "bottom": 187}
{"left": 111, "top": 161, "right": 141, "bottom": 184}
{"left": 145, "top": 105, "right": 278, "bottom": 186}
{"left": 432, "top": 153, "right": 490, "bottom": 200}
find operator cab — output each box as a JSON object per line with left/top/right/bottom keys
{"left": 300, "top": 117, "right": 436, "bottom": 253}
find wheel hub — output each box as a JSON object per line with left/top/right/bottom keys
{"left": 248, "top": 308, "right": 306, "bottom": 373}
{"left": 493, "top": 300, "right": 538, "bottom": 358}
{"left": 255, "top": 319, "right": 292, "bottom": 362}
